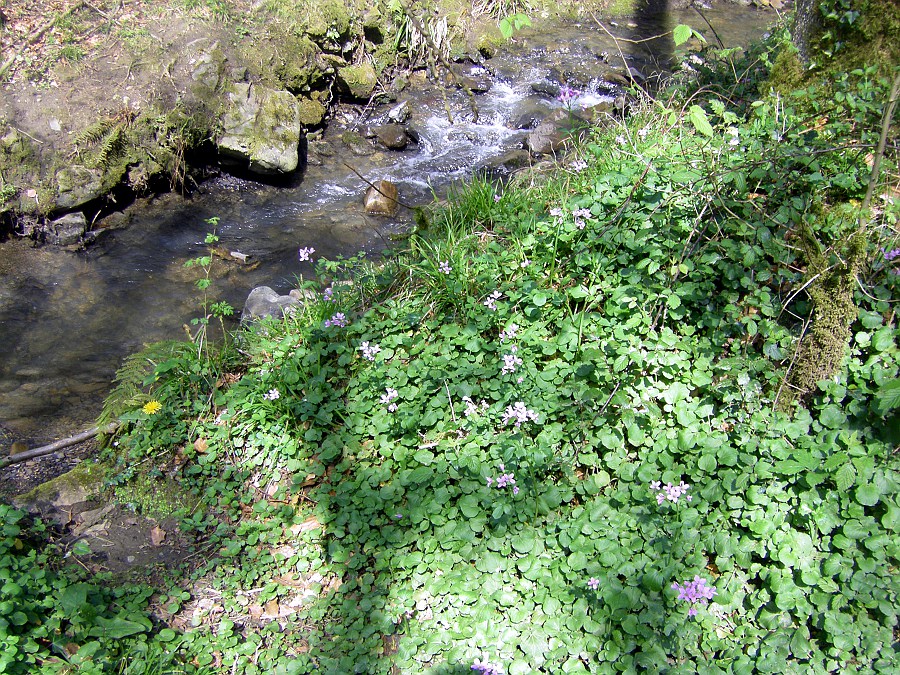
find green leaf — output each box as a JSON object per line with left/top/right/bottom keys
{"left": 855, "top": 484, "right": 880, "bottom": 506}
{"left": 835, "top": 462, "right": 857, "bottom": 492}
{"left": 875, "top": 379, "right": 900, "bottom": 416}
{"left": 673, "top": 24, "right": 692, "bottom": 46}
{"left": 688, "top": 105, "right": 714, "bottom": 137}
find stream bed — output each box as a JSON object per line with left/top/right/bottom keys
{"left": 0, "top": 4, "right": 774, "bottom": 447}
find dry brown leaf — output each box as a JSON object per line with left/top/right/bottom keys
{"left": 193, "top": 437, "right": 208, "bottom": 453}
{"left": 150, "top": 525, "right": 166, "bottom": 546}
{"left": 263, "top": 599, "right": 280, "bottom": 617}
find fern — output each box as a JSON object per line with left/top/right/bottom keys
{"left": 73, "top": 118, "right": 117, "bottom": 148}
{"left": 97, "top": 340, "right": 194, "bottom": 430}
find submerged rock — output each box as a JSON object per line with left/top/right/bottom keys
{"left": 217, "top": 83, "right": 303, "bottom": 175}
{"left": 364, "top": 180, "right": 399, "bottom": 215}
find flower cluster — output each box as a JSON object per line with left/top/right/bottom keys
{"left": 462, "top": 396, "right": 489, "bottom": 418}
{"left": 323, "top": 312, "right": 348, "bottom": 328}
{"left": 486, "top": 463, "right": 518, "bottom": 494}
{"left": 499, "top": 323, "right": 519, "bottom": 342}
{"left": 322, "top": 286, "right": 336, "bottom": 303}
{"left": 359, "top": 341, "right": 381, "bottom": 361}
{"left": 501, "top": 347, "right": 523, "bottom": 375}
{"left": 672, "top": 575, "right": 717, "bottom": 617}
{"left": 572, "top": 207, "right": 592, "bottom": 230}
{"left": 483, "top": 290, "right": 502, "bottom": 311}
{"left": 380, "top": 387, "right": 399, "bottom": 412}
{"left": 651, "top": 480, "right": 692, "bottom": 505}
{"left": 883, "top": 247, "right": 900, "bottom": 262}
{"left": 263, "top": 388, "right": 280, "bottom": 401}
{"left": 439, "top": 260, "right": 452, "bottom": 275}
{"left": 471, "top": 660, "right": 503, "bottom": 675}
{"left": 297, "top": 246, "right": 315, "bottom": 262}
{"left": 501, "top": 401, "right": 538, "bottom": 427}
{"left": 569, "top": 159, "right": 588, "bottom": 172}
{"left": 558, "top": 84, "right": 580, "bottom": 105}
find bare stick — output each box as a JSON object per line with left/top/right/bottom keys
{"left": 858, "top": 70, "right": 900, "bottom": 234}
{"left": 1, "top": 423, "right": 118, "bottom": 469}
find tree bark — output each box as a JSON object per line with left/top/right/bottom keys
{"left": 792, "top": 0, "right": 821, "bottom": 64}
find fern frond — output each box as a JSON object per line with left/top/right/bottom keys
{"left": 73, "top": 118, "right": 116, "bottom": 148}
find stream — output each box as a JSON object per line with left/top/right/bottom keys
{"left": 0, "top": 4, "right": 774, "bottom": 447}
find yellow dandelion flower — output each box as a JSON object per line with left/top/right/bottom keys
{"left": 142, "top": 400, "right": 162, "bottom": 415}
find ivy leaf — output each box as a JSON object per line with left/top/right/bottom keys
{"left": 688, "top": 105, "right": 714, "bottom": 137}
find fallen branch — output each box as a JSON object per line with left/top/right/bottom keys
{"left": 1, "top": 423, "right": 118, "bottom": 469}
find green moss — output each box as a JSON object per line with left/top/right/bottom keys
{"left": 764, "top": 46, "right": 806, "bottom": 96}
{"left": 784, "top": 225, "right": 866, "bottom": 407}
{"left": 297, "top": 97, "right": 327, "bottom": 126}
{"left": 114, "top": 473, "right": 199, "bottom": 520}
{"left": 338, "top": 63, "right": 378, "bottom": 99}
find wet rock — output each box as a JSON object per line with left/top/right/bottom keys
{"left": 526, "top": 109, "right": 589, "bottom": 155}
{"left": 337, "top": 63, "right": 378, "bottom": 100}
{"left": 387, "top": 101, "right": 410, "bottom": 124}
{"left": 217, "top": 83, "right": 302, "bottom": 175}
{"left": 449, "top": 64, "right": 492, "bottom": 93}
{"left": 531, "top": 80, "right": 562, "bottom": 98}
{"left": 371, "top": 124, "right": 409, "bottom": 150}
{"left": 45, "top": 212, "right": 87, "bottom": 246}
{"left": 479, "top": 149, "right": 531, "bottom": 179}
{"left": 55, "top": 166, "right": 103, "bottom": 210}
{"left": 241, "top": 286, "right": 302, "bottom": 322}
{"left": 13, "top": 461, "right": 105, "bottom": 525}
{"left": 364, "top": 180, "right": 399, "bottom": 216}
{"left": 341, "top": 130, "right": 375, "bottom": 156}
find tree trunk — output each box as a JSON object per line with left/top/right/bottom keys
{"left": 792, "top": 0, "right": 821, "bottom": 64}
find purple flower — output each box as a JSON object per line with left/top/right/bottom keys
{"left": 483, "top": 290, "right": 503, "bottom": 311}
{"left": 359, "top": 341, "right": 381, "bottom": 361}
{"left": 263, "top": 388, "right": 280, "bottom": 401}
{"left": 651, "top": 479, "right": 691, "bottom": 505}
{"left": 472, "top": 660, "right": 503, "bottom": 675}
{"left": 493, "top": 193, "right": 502, "bottom": 203}
{"left": 570, "top": 159, "right": 588, "bottom": 172}
{"left": 501, "top": 348, "right": 523, "bottom": 375}
{"left": 501, "top": 402, "right": 538, "bottom": 427}
{"left": 439, "top": 260, "right": 452, "bottom": 275}
{"left": 672, "top": 575, "right": 717, "bottom": 617}
{"left": 322, "top": 286, "right": 336, "bottom": 303}
{"left": 462, "top": 396, "right": 489, "bottom": 418}
{"left": 323, "top": 312, "right": 348, "bottom": 328}
{"left": 883, "top": 247, "right": 900, "bottom": 262}
{"left": 380, "top": 387, "right": 399, "bottom": 412}
{"left": 297, "top": 246, "right": 315, "bottom": 262}
{"left": 558, "top": 85, "right": 580, "bottom": 104}
{"left": 499, "top": 323, "right": 519, "bottom": 342}
{"left": 587, "top": 577, "right": 600, "bottom": 591}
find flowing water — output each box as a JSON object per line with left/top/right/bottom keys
{"left": 0, "top": 4, "right": 774, "bottom": 445}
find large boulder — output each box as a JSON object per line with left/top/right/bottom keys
{"left": 371, "top": 123, "right": 408, "bottom": 150}
{"left": 217, "top": 83, "right": 303, "bottom": 175}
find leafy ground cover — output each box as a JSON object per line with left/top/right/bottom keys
{"left": 3, "top": 23, "right": 899, "bottom": 675}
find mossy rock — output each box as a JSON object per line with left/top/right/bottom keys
{"left": 337, "top": 62, "right": 378, "bottom": 100}
{"left": 297, "top": 97, "right": 327, "bottom": 127}
{"left": 305, "top": 0, "right": 353, "bottom": 41}
{"left": 15, "top": 461, "right": 106, "bottom": 508}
